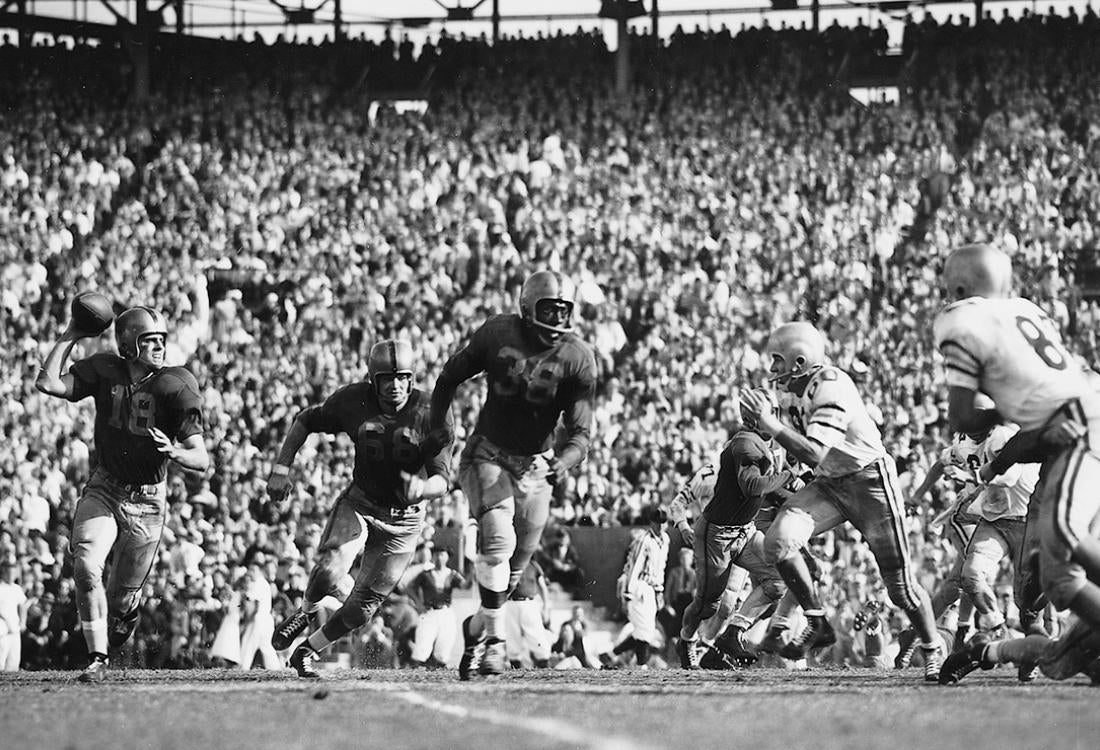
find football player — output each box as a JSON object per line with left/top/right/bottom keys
{"left": 956, "top": 425, "right": 1040, "bottom": 637}
{"left": 36, "top": 306, "right": 209, "bottom": 683}
{"left": 428, "top": 270, "right": 598, "bottom": 679}
{"left": 895, "top": 430, "right": 986, "bottom": 665}
{"left": 676, "top": 390, "right": 792, "bottom": 670}
{"left": 933, "top": 243, "right": 1100, "bottom": 682}
{"left": 666, "top": 460, "right": 752, "bottom": 666}
{"left": 265, "top": 339, "right": 455, "bottom": 678}
{"left": 741, "top": 322, "right": 942, "bottom": 681}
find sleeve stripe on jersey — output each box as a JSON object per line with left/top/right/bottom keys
{"left": 806, "top": 434, "right": 828, "bottom": 448}
{"left": 814, "top": 403, "right": 847, "bottom": 414}
{"left": 808, "top": 420, "right": 847, "bottom": 435}
{"left": 939, "top": 339, "right": 981, "bottom": 369}
{"left": 945, "top": 361, "right": 980, "bottom": 378}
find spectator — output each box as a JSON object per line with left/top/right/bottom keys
{"left": 537, "top": 529, "right": 588, "bottom": 599}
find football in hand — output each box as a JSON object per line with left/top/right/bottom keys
{"left": 71, "top": 291, "right": 116, "bottom": 336}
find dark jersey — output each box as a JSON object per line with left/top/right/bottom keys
{"left": 435, "top": 314, "right": 597, "bottom": 458}
{"left": 510, "top": 560, "right": 546, "bottom": 601}
{"left": 410, "top": 567, "right": 463, "bottom": 609}
{"left": 703, "top": 431, "right": 791, "bottom": 527}
{"left": 300, "top": 385, "right": 453, "bottom": 509}
{"left": 67, "top": 352, "right": 205, "bottom": 485}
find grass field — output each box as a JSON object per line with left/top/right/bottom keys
{"left": 1, "top": 667, "right": 1097, "bottom": 750}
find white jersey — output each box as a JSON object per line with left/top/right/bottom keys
{"left": 938, "top": 434, "right": 984, "bottom": 490}
{"left": 666, "top": 463, "right": 717, "bottom": 527}
{"left": 970, "top": 425, "right": 1040, "bottom": 521}
{"left": 784, "top": 365, "right": 887, "bottom": 477}
{"left": 934, "top": 296, "right": 1090, "bottom": 430}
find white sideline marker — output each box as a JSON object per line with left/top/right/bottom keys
{"left": 394, "top": 690, "right": 653, "bottom": 750}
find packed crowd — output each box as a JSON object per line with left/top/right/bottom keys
{"left": 2, "top": 7, "right": 1099, "bottom": 669}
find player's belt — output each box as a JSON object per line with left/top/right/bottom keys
{"left": 470, "top": 434, "right": 552, "bottom": 475}
{"left": 348, "top": 485, "right": 422, "bottom": 519}
{"left": 95, "top": 468, "right": 165, "bottom": 498}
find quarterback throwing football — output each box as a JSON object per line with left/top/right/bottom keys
{"left": 37, "top": 306, "right": 209, "bottom": 683}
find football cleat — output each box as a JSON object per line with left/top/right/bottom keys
{"left": 479, "top": 638, "right": 507, "bottom": 676}
{"left": 757, "top": 626, "right": 788, "bottom": 654}
{"left": 713, "top": 626, "right": 758, "bottom": 666}
{"left": 272, "top": 609, "right": 312, "bottom": 651}
{"left": 108, "top": 607, "right": 141, "bottom": 649}
{"left": 458, "top": 616, "right": 484, "bottom": 681}
{"left": 290, "top": 646, "right": 320, "bottom": 679}
{"left": 677, "top": 639, "right": 702, "bottom": 670}
{"left": 598, "top": 652, "right": 621, "bottom": 670}
{"left": 779, "top": 616, "right": 836, "bottom": 660}
{"left": 77, "top": 653, "right": 109, "bottom": 684}
{"left": 1017, "top": 660, "right": 1039, "bottom": 683}
{"left": 938, "top": 636, "right": 993, "bottom": 684}
{"left": 921, "top": 643, "right": 944, "bottom": 683}
{"left": 699, "top": 646, "right": 739, "bottom": 670}
{"left": 894, "top": 628, "right": 917, "bottom": 669}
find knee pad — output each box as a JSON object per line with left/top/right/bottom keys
{"left": 72, "top": 557, "right": 103, "bottom": 593}
{"left": 476, "top": 553, "right": 510, "bottom": 593}
{"left": 959, "top": 561, "right": 984, "bottom": 596}
{"left": 764, "top": 510, "right": 814, "bottom": 566}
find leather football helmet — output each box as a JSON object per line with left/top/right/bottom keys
{"left": 368, "top": 339, "right": 415, "bottom": 411}
{"left": 941, "top": 243, "right": 1013, "bottom": 301}
{"left": 740, "top": 387, "right": 780, "bottom": 438}
{"left": 368, "top": 339, "right": 415, "bottom": 381}
{"left": 519, "top": 270, "right": 576, "bottom": 346}
{"left": 116, "top": 307, "right": 168, "bottom": 369}
{"left": 766, "top": 322, "right": 826, "bottom": 387}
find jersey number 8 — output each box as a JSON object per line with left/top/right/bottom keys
{"left": 493, "top": 347, "right": 564, "bottom": 405}
{"left": 1015, "top": 315, "right": 1068, "bottom": 371}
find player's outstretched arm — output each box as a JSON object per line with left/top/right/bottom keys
{"left": 979, "top": 428, "right": 1045, "bottom": 482}
{"left": 267, "top": 413, "right": 313, "bottom": 504}
{"left": 908, "top": 460, "right": 946, "bottom": 505}
{"left": 35, "top": 326, "right": 89, "bottom": 398}
{"left": 740, "top": 389, "right": 827, "bottom": 467}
